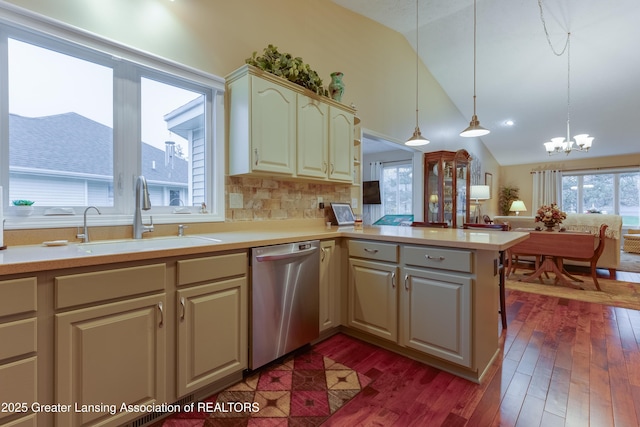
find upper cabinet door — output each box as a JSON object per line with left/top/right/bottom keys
{"left": 297, "top": 95, "right": 329, "bottom": 179}
{"left": 250, "top": 76, "right": 296, "bottom": 175}
{"left": 328, "top": 106, "right": 354, "bottom": 183}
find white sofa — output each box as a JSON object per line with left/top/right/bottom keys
{"left": 493, "top": 214, "right": 622, "bottom": 276}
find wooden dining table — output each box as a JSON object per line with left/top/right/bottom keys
{"left": 508, "top": 228, "right": 595, "bottom": 289}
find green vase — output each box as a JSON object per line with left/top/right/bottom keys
{"left": 328, "top": 72, "right": 345, "bottom": 102}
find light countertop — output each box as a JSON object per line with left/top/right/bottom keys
{"left": 0, "top": 225, "right": 529, "bottom": 275}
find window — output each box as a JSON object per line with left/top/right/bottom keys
{"left": 382, "top": 161, "right": 413, "bottom": 215}
{"left": 0, "top": 11, "right": 224, "bottom": 227}
{"left": 561, "top": 169, "right": 640, "bottom": 227}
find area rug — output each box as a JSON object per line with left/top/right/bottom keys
{"left": 156, "top": 350, "right": 371, "bottom": 426}
{"left": 620, "top": 250, "right": 640, "bottom": 273}
{"left": 506, "top": 273, "right": 640, "bottom": 311}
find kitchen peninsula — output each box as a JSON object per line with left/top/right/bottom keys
{"left": 0, "top": 223, "right": 528, "bottom": 427}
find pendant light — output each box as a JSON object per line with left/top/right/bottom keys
{"left": 406, "top": 0, "right": 430, "bottom": 146}
{"left": 460, "top": 0, "right": 490, "bottom": 137}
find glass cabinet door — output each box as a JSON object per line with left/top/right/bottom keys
{"left": 443, "top": 159, "right": 454, "bottom": 225}
{"left": 426, "top": 159, "right": 441, "bottom": 222}
{"left": 455, "top": 161, "right": 468, "bottom": 226}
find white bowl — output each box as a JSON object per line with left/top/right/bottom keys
{"left": 14, "top": 206, "right": 34, "bottom": 216}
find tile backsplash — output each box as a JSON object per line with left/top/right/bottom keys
{"left": 225, "top": 176, "right": 352, "bottom": 221}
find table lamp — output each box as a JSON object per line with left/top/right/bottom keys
{"left": 509, "top": 200, "right": 527, "bottom": 216}
{"left": 470, "top": 185, "right": 490, "bottom": 223}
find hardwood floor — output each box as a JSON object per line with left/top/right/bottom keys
{"left": 314, "top": 289, "right": 640, "bottom": 426}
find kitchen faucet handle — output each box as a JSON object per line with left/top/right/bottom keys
{"left": 144, "top": 216, "right": 154, "bottom": 234}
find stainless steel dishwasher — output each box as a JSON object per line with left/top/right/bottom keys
{"left": 250, "top": 240, "right": 320, "bottom": 370}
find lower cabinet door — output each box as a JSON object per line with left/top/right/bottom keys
{"left": 348, "top": 258, "right": 398, "bottom": 342}
{"left": 0, "top": 357, "right": 37, "bottom": 426}
{"left": 55, "top": 294, "right": 166, "bottom": 427}
{"left": 401, "top": 267, "right": 472, "bottom": 368}
{"left": 319, "top": 240, "right": 337, "bottom": 332}
{"left": 176, "top": 277, "right": 247, "bottom": 397}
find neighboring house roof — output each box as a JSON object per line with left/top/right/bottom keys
{"left": 9, "top": 112, "right": 187, "bottom": 184}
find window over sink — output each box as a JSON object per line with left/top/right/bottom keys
{"left": 0, "top": 8, "right": 225, "bottom": 228}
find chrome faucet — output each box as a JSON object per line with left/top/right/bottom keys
{"left": 77, "top": 206, "right": 101, "bottom": 243}
{"left": 133, "top": 175, "right": 154, "bottom": 239}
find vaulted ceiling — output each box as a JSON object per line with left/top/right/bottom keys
{"left": 332, "top": 0, "right": 640, "bottom": 166}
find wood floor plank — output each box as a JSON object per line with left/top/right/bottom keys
{"left": 515, "top": 394, "right": 545, "bottom": 427}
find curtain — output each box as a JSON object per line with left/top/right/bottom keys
{"left": 532, "top": 170, "right": 563, "bottom": 209}
{"left": 366, "top": 161, "right": 384, "bottom": 225}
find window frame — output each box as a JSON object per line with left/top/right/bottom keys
{"left": 381, "top": 160, "right": 413, "bottom": 216}
{"left": 561, "top": 167, "right": 640, "bottom": 227}
{"left": 0, "top": 5, "right": 225, "bottom": 229}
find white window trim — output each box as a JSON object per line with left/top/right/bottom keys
{"left": 0, "top": 2, "right": 226, "bottom": 230}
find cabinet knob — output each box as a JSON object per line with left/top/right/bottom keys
{"left": 364, "top": 248, "right": 379, "bottom": 254}
{"left": 180, "top": 297, "right": 186, "bottom": 320}
{"left": 426, "top": 255, "right": 446, "bottom": 261}
{"left": 391, "top": 271, "right": 396, "bottom": 288}
{"left": 404, "top": 274, "right": 409, "bottom": 290}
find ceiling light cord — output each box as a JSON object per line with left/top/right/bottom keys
{"left": 460, "top": 0, "right": 489, "bottom": 137}
{"left": 539, "top": 0, "right": 593, "bottom": 155}
{"left": 406, "top": 0, "right": 429, "bottom": 146}
{"left": 415, "top": 0, "right": 419, "bottom": 131}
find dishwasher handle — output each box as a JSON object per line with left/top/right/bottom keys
{"left": 255, "top": 246, "right": 318, "bottom": 262}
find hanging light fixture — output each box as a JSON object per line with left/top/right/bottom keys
{"left": 460, "top": 0, "right": 490, "bottom": 138}
{"left": 406, "top": 0, "right": 430, "bottom": 146}
{"left": 539, "top": 0, "right": 594, "bottom": 155}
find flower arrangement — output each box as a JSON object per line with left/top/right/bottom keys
{"left": 535, "top": 203, "right": 566, "bottom": 228}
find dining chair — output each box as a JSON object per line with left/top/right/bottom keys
{"left": 559, "top": 224, "right": 608, "bottom": 291}
{"left": 463, "top": 222, "right": 509, "bottom": 329}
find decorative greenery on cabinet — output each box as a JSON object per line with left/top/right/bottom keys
{"left": 246, "top": 44, "right": 327, "bottom": 96}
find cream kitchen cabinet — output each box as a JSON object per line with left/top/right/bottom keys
{"left": 228, "top": 64, "right": 355, "bottom": 183}
{"left": 401, "top": 245, "right": 473, "bottom": 367}
{"left": 54, "top": 264, "right": 166, "bottom": 427}
{"left": 228, "top": 68, "right": 296, "bottom": 176}
{"left": 319, "top": 240, "right": 337, "bottom": 332}
{"left": 175, "top": 252, "right": 247, "bottom": 397}
{"left": 328, "top": 106, "right": 355, "bottom": 182}
{"left": 347, "top": 240, "right": 399, "bottom": 342}
{"left": 297, "top": 95, "right": 329, "bottom": 179}
{"left": 297, "top": 100, "right": 354, "bottom": 183}
{"left": 0, "top": 277, "right": 37, "bottom": 427}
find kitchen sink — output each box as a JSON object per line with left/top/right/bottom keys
{"left": 76, "top": 235, "right": 222, "bottom": 255}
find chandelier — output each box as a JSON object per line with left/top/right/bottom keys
{"left": 539, "top": 1, "right": 594, "bottom": 155}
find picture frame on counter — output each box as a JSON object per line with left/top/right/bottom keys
{"left": 330, "top": 203, "right": 355, "bottom": 226}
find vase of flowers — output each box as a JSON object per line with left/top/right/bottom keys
{"left": 535, "top": 203, "right": 566, "bottom": 231}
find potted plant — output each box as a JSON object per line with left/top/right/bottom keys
{"left": 498, "top": 186, "right": 520, "bottom": 216}
{"left": 12, "top": 199, "right": 35, "bottom": 216}
{"left": 246, "top": 45, "right": 328, "bottom": 96}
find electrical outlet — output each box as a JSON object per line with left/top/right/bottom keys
{"left": 317, "top": 196, "right": 323, "bottom": 204}
{"left": 229, "top": 193, "right": 243, "bottom": 209}
{"left": 351, "top": 198, "right": 358, "bottom": 209}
